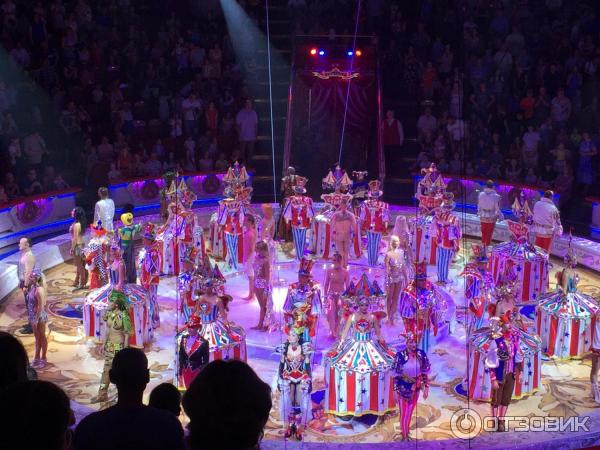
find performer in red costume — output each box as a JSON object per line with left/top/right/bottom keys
{"left": 431, "top": 194, "right": 461, "bottom": 284}
{"left": 218, "top": 186, "right": 252, "bottom": 270}
{"left": 283, "top": 177, "right": 314, "bottom": 261}
{"left": 138, "top": 223, "right": 162, "bottom": 329}
{"left": 359, "top": 180, "right": 389, "bottom": 267}
{"left": 477, "top": 179, "right": 503, "bottom": 247}
{"left": 532, "top": 190, "right": 563, "bottom": 252}
{"left": 84, "top": 221, "right": 109, "bottom": 289}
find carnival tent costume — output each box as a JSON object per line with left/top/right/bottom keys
{"left": 324, "top": 280, "right": 396, "bottom": 417}
{"left": 536, "top": 239, "right": 598, "bottom": 359}
{"left": 490, "top": 220, "right": 549, "bottom": 304}
{"left": 460, "top": 244, "right": 494, "bottom": 335}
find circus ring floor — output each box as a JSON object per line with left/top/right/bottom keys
{"left": 2, "top": 205, "right": 600, "bottom": 450}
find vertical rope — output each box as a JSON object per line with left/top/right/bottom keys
{"left": 265, "top": 0, "right": 278, "bottom": 204}
{"left": 337, "top": 0, "right": 362, "bottom": 166}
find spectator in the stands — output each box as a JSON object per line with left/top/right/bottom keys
{"left": 145, "top": 153, "right": 163, "bottom": 178}
{"left": 23, "top": 131, "right": 47, "bottom": 170}
{"left": 149, "top": 383, "right": 182, "bottom": 418}
{"left": 416, "top": 107, "right": 437, "bottom": 142}
{"left": 23, "top": 168, "right": 43, "bottom": 196}
{"left": 198, "top": 151, "right": 214, "bottom": 172}
{"left": 382, "top": 109, "right": 404, "bottom": 174}
{"left": 215, "top": 153, "right": 228, "bottom": 171}
{"left": 236, "top": 98, "right": 258, "bottom": 165}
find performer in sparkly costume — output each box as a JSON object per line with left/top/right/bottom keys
{"left": 278, "top": 331, "right": 312, "bottom": 440}
{"left": 283, "top": 257, "right": 322, "bottom": 343}
{"left": 392, "top": 332, "right": 430, "bottom": 441}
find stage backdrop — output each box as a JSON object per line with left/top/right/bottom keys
{"left": 285, "top": 37, "right": 382, "bottom": 197}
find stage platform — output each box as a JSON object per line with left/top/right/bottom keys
{"left": 1, "top": 204, "right": 600, "bottom": 448}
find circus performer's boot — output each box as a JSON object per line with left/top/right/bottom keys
{"left": 284, "top": 413, "right": 296, "bottom": 439}
{"left": 592, "top": 382, "right": 600, "bottom": 403}
{"left": 294, "top": 412, "right": 303, "bottom": 440}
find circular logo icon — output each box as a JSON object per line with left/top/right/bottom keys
{"left": 450, "top": 408, "right": 482, "bottom": 440}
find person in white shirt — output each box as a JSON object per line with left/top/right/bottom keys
{"left": 477, "top": 180, "right": 503, "bottom": 247}
{"left": 236, "top": 99, "right": 258, "bottom": 164}
{"left": 416, "top": 107, "right": 437, "bottom": 142}
{"left": 94, "top": 186, "right": 115, "bottom": 233}
{"left": 532, "top": 190, "right": 562, "bottom": 252}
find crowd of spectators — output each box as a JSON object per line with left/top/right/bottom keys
{"left": 377, "top": 0, "right": 600, "bottom": 208}
{"left": 0, "top": 0, "right": 259, "bottom": 205}
{"left": 0, "top": 331, "right": 272, "bottom": 450}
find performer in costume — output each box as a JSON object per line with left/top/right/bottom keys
{"left": 283, "top": 257, "right": 322, "bottom": 343}
{"left": 282, "top": 177, "right": 314, "bottom": 261}
{"left": 477, "top": 179, "right": 503, "bottom": 247}
{"left": 400, "top": 262, "right": 448, "bottom": 353}
{"left": 159, "top": 171, "right": 177, "bottom": 221}
{"left": 217, "top": 186, "right": 251, "bottom": 270}
{"left": 325, "top": 295, "right": 395, "bottom": 417}
{"left": 591, "top": 307, "right": 600, "bottom": 403}
{"left": 323, "top": 252, "right": 349, "bottom": 338}
{"left": 175, "top": 314, "right": 210, "bottom": 390}
{"left": 384, "top": 235, "right": 409, "bottom": 326}
{"left": 118, "top": 212, "right": 141, "bottom": 284}
{"left": 252, "top": 240, "right": 273, "bottom": 331}
{"left": 278, "top": 166, "right": 297, "bottom": 241}
{"left": 460, "top": 243, "right": 494, "bottom": 335}
{"left": 27, "top": 269, "right": 49, "bottom": 369}
{"left": 95, "top": 290, "right": 131, "bottom": 402}
{"left": 243, "top": 214, "right": 258, "bottom": 300}
{"left": 70, "top": 207, "right": 88, "bottom": 289}
{"left": 360, "top": 180, "right": 389, "bottom": 267}
{"left": 351, "top": 170, "right": 369, "bottom": 211}
{"left": 330, "top": 198, "right": 357, "bottom": 268}
{"left": 84, "top": 221, "right": 109, "bottom": 289}
{"left": 94, "top": 187, "right": 115, "bottom": 233}
{"left": 485, "top": 315, "right": 524, "bottom": 432}
{"left": 392, "top": 332, "right": 431, "bottom": 441}
{"left": 431, "top": 194, "right": 461, "bottom": 284}
{"left": 138, "top": 223, "right": 162, "bottom": 329}
{"left": 278, "top": 331, "right": 312, "bottom": 440}
{"left": 191, "top": 264, "right": 247, "bottom": 361}
{"left": 532, "top": 190, "right": 563, "bottom": 252}
{"left": 259, "top": 203, "right": 276, "bottom": 260}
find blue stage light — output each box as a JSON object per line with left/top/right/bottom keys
{"left": 318, "top": 50, "right": 325, "bottom": 56}
{"left": 347, "top": 51, "right": 353, "bottom": 56}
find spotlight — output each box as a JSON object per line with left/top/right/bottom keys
{"left": 347, "top": 51, "right": 353, "bottom": 56}
{"left": 355, "top": 49, "right": 362, "bottom": 56}
{"left": 310, "top": 48, "right": 317, "bottom": 56}
{"left": 318, "top": 50, "right": 325, "bottom": 56}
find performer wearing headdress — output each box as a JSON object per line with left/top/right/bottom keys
{"left": 330, "top": 197, "right": 357, "bottom": 269}
{"left": 485, "top": 315, "right": 524, "bottom": 432}
{"left": 399, "top": 262, "right": 448, "bottom": 353}
{"left": 477, "top": 179, "right": 503, "bottom": 247}
{"left": 118, "top": 212, "right": 141, "bottom": 284}
{"left": 175, "top": 314, "right": 210, "bottom": 390}
{"left": 532, "top": 190, "right": 563, "bottom": 252}
{"left": 351, "top": 170, "right": 369, "bottom": 211}
{"left": 282, "top": 177, "right": 314, "bottom": 261}
{"left": 431, "top": 194, "right": 461, "bottom": 284}
{"left": 278, "top": 331, "right": 312, "bottom": 440}
{"left": 159, "top": 171, "right": 178, "bottom": 221}
{"left": 138, "top": 223, "right": 162, "bottom": 329}
{"left": 191, "top": 264, "right": 247, "bottom": 362}
{"left": 322, "top": 163, "right": 353, "bottom": 193}
{"left": 283, "top": 257, "right": 322, "bottom": 343}
{"left": 278, "top": 166, "right": 297, "bottom": 241}
{"left": 95, "top": 290, "right": 132, "bottom": 402}
{"left": 324, "top": 294, "right": 395, "bottom": 417}
{"left": 218, "top": 193, "right": 246, "bottom": 270}
{"left": 460, "top": 243, "right": 493, "bottom": 335}
{"left": 323, "top": 252, "right": 349, "bottom": 338}
{"left": 84, "top": 221, "right": 110, "bottom": 289}
{"left": 360, "top": 180, "right": 389, "bottom": 267}
{"left": 384, "top": 235, "right": 409, "bottom": 326}
{"left": 392, "top": 332, "right": 430, "bottom": 441}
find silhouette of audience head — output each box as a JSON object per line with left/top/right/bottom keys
{"left": 109, "top": 347, "right": 150, "bottom": 396}
{"left": 183, "top": 360, "right": 272, "bottom": 450}
{"left": 149, "top": 382, "right": 182, "bottom": 417}
{"left": 0, "top": 331, "right": 29, "bottom": 388}
{"left": 0, "top": 380, "right": 74, "bottom": 450}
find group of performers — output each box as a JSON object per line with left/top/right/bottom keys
{"left": 71, "top": 159, "right": 600, "bottom": 441}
